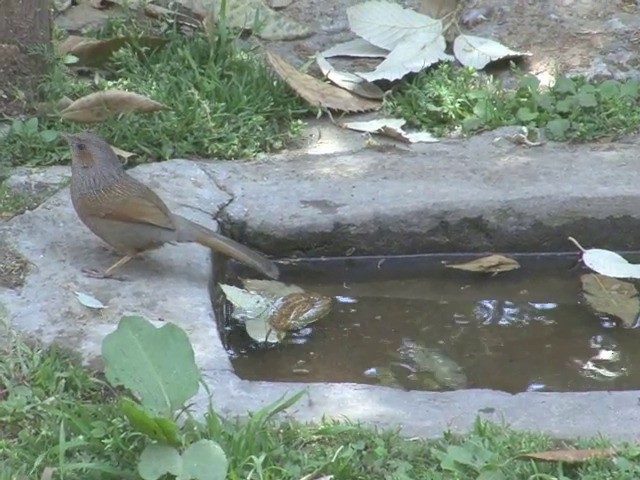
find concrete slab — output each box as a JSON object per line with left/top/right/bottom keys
{"left": 4, "top": 130, "right": 640, "bottom": 441}
{"left": 206, "top": 128, "right": 640, "bottom": 256}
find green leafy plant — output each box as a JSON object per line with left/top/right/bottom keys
{"left": 0, "top": 10, "right": 309, "bottom": 168}
{"left": 386, "top": 63, "right": 640, "bottom": 141}
{"left": 102, "top": 315, "right": 228, "bottom": 480}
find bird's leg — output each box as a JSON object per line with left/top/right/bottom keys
{"left": 82, "top": 254, "right": 135, "bottom": 280}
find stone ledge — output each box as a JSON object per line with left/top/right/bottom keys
{"left": 4, "top": 132, "right": 640, "bottom": 441}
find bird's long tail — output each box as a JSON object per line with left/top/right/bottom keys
{"left": 174, "top": 214, "right": 279, "bottom": 279}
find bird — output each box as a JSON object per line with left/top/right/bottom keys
{"left": 62, "top": 131, "right": 279, "bottom": 280}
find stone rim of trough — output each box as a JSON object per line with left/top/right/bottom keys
{"left": 4, "top": 126, "right": 640, "bottom": 441}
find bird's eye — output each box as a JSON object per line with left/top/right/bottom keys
{"left": 76, "top": 143, "right": 87, "bottom": 151}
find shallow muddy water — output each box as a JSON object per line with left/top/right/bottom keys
{"left": 218, "top": 253, "right": 640, "bottom": 393}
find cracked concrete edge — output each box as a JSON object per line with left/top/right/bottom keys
{"left": 195, "top": 372, "right": 640, "bottom": 441}
{"left": 196, "top": 129, "right": 640, "bottom": 257}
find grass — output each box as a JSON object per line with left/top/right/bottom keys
{"left": 385, "top": 63, "right": 640, "bottom": 141}
{"left": 0, "top": 14, "right": 309, "bottom": 169}
{"left": 3, "top": 330, "right": 640, "bottom": 480}
{"left": 0, "top": 184, "right": 34, "bottom": 219}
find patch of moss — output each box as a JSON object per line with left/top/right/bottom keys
{"left": 0, "top": 242, "right": 29, "bottom": 288}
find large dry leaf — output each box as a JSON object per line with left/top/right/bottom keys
{"left": 60, "top": 90, "right": 168, "bottom": 123}
{"left": 265, "top": 51, "right": 381, "bottom": 112}
{"left": 568, "top": 237, "right": 640, "bottom": 280}
{"left": 321, "top": 38, "right": 389, "bottom": 58}
{"left": 348, "top": 1, "right": 443, "bottom": 50}
{"left": 581, "top": 273, "right": 640, "bottom": 328}
{"left": 520, "top": 448, "right": 616, "bottom": 464}
{"left": 357, "top": 30, "right": 453, "bottom": 81}
{"left": 453, "top": 34, "right": 531, "bottom": 69}
{"left": 57, "top": 35, "right": 168, "bottom": 67}
{"left": 445, "top": 254, "right": 520, "bottom": 274}
{"left": 315, "top": 54, "right": 384, "bottom": 100}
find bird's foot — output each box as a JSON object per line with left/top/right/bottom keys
{"left": 81, "top": 268, "right": 128, "bottom": 281}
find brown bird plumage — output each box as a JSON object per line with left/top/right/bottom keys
{"left": 63, "top": 131, "right": 279, "bottom": 279}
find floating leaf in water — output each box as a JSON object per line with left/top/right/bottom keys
{"left": 580, "top": 273, "right": 640, "bottom": 328}
{"left": 74, "top": 291, "right": 107, "bottom": 309}
{"left": 269, "top": 293, "right": 333, "bottom": 331}
{"left": 445, "top": 254, "right": 520, "bottom": 274}
{"left": 219, "top": 284, "right": 271, "bottom": 322}
{"left": 569, "top": 237, "right": 640, "bottom": 279}
{"left": 519, "top": 448, "right": 617, "bottom": 464}
{"left": 242, "top": 279, "right": 304, "bottom": 297}
{"left": 221, "top": 282, "right": 332, "bottom": 343}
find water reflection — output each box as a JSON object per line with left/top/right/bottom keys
{"left": 225, "top": 268, "right": 640, "bottom": 393}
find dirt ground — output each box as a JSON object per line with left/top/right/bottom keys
{"left": 270, "top": 0, "right": 640, "bottom": 79}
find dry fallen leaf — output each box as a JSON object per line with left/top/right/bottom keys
{"left": 265, "top": 51, "right": 381, "bottom": 112}
{"left": 581, "top": 273, "right": 640, "bottom": 328}
{"left": 110, "top": 144, "right": 138, "bottom": 161}
{"left": 445, "top": 254, "right": 520, "bottom": 273}
{"left": 315, "top": 54, "right": 384, "bottom": 100}
{"left": 57, "top": 35, "right": 168, "bottom": 68}
{"left": 519, "top": 448, "right": 617, "bottom": 464}
{"left": 60, "top": 90, "right": 168, "bottom": 123}
{"left": 342, "top": 118, "right": 438, "bottom": 143}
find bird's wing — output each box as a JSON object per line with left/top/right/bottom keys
{"left": 82, "top": 178, "right": 176, "bottom": 231}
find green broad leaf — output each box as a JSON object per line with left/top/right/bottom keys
{"left": 576, "top": 92, "right": 597, "bottom": 108}
{"left": 102, "top": 315, "right": 200, "bottom": 416}
{"left": 516, "top": 107, "right": 538, "bottom": 122}
{"left": 553, "top": 77, "right": 576, "bottom": 94}
{"left": 39, "top": 129, "right": 59, "bottom": 143}
{"left": 554, "top": 98, "right": 574, "bottom": 113}
{"left": 546, "top": 118, "right": 571, "bottom": 139}
{"left": 181, "top": 440, "right": 229, "bottom": 480}
{"left": 121, "top": 397, "right": 181, "bottom": 446}
{"left": 138, "top": 444, "right": 182, "bottom": 480}
{"left": 620, "top": 80, "right": 639, "bottom": 98}
{"left": 24, "top": 117, "right": 39, "bottom": 133}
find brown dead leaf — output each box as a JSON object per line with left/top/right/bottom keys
{"left": 520, "top": 447, "right": 617, "bottom": 464}
{"left": 581, "top": 273, "right": 640, "bottom": 328}
{"left": 445, "top": 254, "right": 520, "bottom": 274}
{"left": 57, "top": 35, "right": 168, "bottom": 67}
{"left": 265, "top": 51, "right": 381, "bottom": 112}
{"left": 315, "top": 54, "right": 384, "bottom": 100}
{"left": 60, "top": 90, "right": 168, "bottom": 123}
